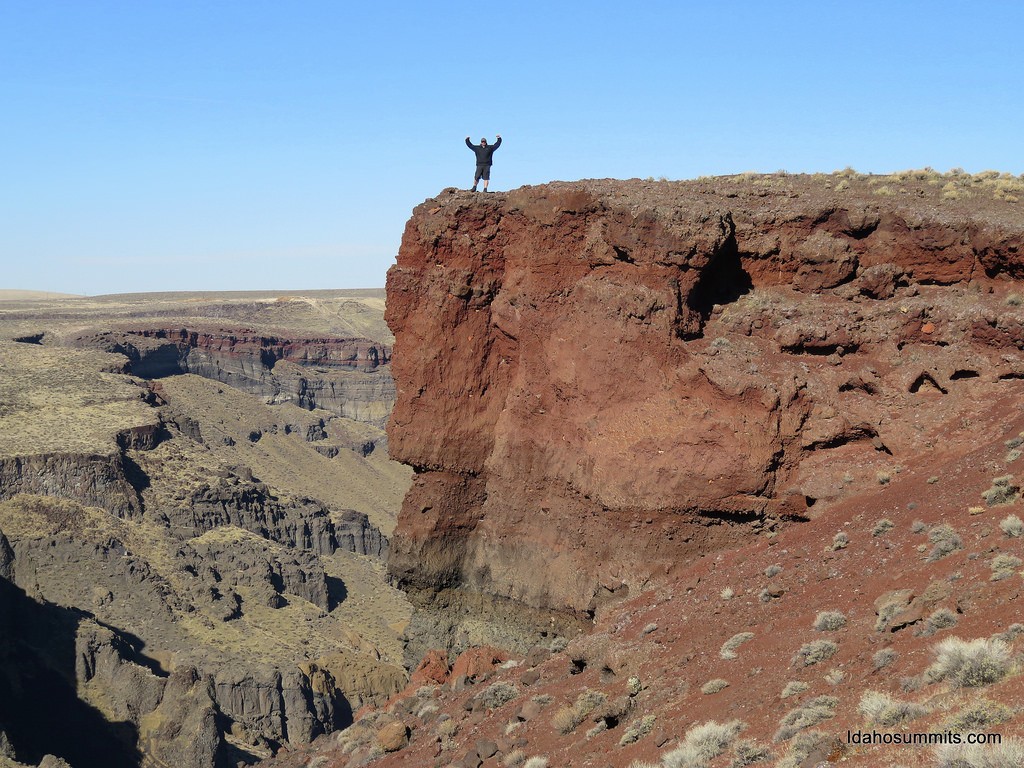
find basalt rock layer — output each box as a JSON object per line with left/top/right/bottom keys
{"left": 73, "top": 328, "right": 395, "bottom": 428}
{"left": 386, "top": 175, "right": 1024, "bottom": 657}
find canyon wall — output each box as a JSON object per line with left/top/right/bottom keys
{"left": 385, "top": 176, "right": 1024, "bottom": 657}
{"left": 73, "top": 328, "right": 395, "bottom": 427}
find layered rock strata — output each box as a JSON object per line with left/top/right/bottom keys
{"left": 73, "top": 328, "right": 394, "bottom": 427}
{"left": 386, "top": 177, "right": 1024, "bottom": 658}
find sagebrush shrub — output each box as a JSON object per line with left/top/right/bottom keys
{"left": 618, "top": 714, "right": 656, "bottom": 746}
{"left": 944, "top": 698, "right": 1013, "bottom": 732}
{"left": 774, "top": 696, "right": 838, "bottom": 741}
{"left": 780, "top": 681, "right": 809, "bottom": 699}
{"left": 982, "top": 475, "right": 1018, "bottom": 506}
{"left": 933, "top": 739, "right": 1024, "bottom": 768}
{"left": 775, "top": 731, "right": 833, "bottom": 768}
{"left": 701, "top": 678, "right": 729, "bottom": 694}
{"left": 661, "top": 720, "right": 745, "bottom": 768}
{"left": 927, "top": 636, "right": 1011, "bottom": 687}
{"left": 921, "top": 608, "right": 958, "bottom": 636}
{"left": 793, "top": 640, "right": 838, "bottom": 667}
{"left": 857, "top": 690, "right": 928, "bottom": 726}
{"left": 720, "top": 632, "right": 755, "bottom": 660}
{"left": 731, "top": 740, "right": 773, "bottom": 766}
{"left": 989, "top": 553, "right": 1022, "bottom": 581}
{"left": 812, "top": 611, "right": 847, "bottom": 632}
{"left": 999, "top": 513, "right": 1024, "bottom": 538}
{"left": 872, "top": 518, "right": 894, "bottom": 537}
{"left": 479, "top": 681, "right": 519, "bottom": 710}
{"left": 873, "top": 648, "right": 897, "bottom": 670}
{"left": 926, "top": 524, "right": 963, "bottom": 562}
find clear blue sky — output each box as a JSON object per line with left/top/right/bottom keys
{"left": 1, "top": 1, "right": 1021, "bottom": 295}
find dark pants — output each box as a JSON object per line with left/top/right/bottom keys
{"left": 474, "top": 164, "right": 491, "bottom": 182}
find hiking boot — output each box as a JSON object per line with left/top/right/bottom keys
{"left": 483, "top": 188, "right": 490, "bottom": 193}
{"left": 470, "top": 186, "right": 477, "bottom": 192}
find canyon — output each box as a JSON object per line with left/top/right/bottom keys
{"left": 6, "top": 171, "right": 1024, "bottom": 768}
{"left": 0, "top": 291, "right": 411, "bottom": 768}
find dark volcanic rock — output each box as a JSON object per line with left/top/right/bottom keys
{"left": 73, "top": 328, "right": 396, "bottom": 427}
{"left": 0, "top": 453, "right": 142, "bottom": 519}
{"left": 176, "top": 479, "right": 338, "bottom": 554}
{"left": 165, "top": 478, "right": 387, "bottom": 559}
{"left": 183, "top": 532, "right": 331, "bottom": 611}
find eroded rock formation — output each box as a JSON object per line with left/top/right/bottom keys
{"left": 386, "top": 176, "right": 1024, "bottom": 658}
{"left": 74, "top": 328, "right": 395, "bottom": 427}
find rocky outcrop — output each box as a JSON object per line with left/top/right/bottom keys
{"left": 0, "top": 453, "right": 142, "bottom": 519}
{"left": 385, "top": 177, "right": 1024, "bottom": 655}
{"left": 183, "top": 531, "right": 331, "bottom": 610}
{"left": 160, "top": 478, "right": 386, "bottom": 558}
{"left": 211, "top": 662, "right": 346, "bottom": 747}
{"left": 0, "top": 531, "right": 159, "bottom": 768}
{"left": 0, "top": 517, "right": 366, "bottom": 766}
{"left": 73, "top": 328, "right": 395, "bottom": 427}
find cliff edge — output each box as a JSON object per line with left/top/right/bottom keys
{"left": 385, "top": 172, "right": 1024, "bottom": 657}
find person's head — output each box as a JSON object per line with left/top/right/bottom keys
{"left": 480, "top": 138, "right": 488, "bottom": 146}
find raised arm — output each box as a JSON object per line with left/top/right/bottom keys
{"left": 466, "top": 137, "right": 475, "bottom": 149}
{"left": 492, "top": 135, "right": 502, "bottom": 150}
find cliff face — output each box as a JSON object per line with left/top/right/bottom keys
{"left": 386, "top": 176, "right": 1024, "bottom": 655}
{"left": 73, "top": 328, "right": 395, "bottom": 427}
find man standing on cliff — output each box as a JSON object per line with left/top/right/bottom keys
{"left": 466, "top": 135, "right": 501, "bottom": 192}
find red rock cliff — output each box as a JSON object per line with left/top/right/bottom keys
{"left": 385, "top": 175, "right": 1024, "bottom": 655}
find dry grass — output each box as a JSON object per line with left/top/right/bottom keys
{"left": 153, "top": 374, "right": 410, "bottom": 533}
{"left": 0, "top": 494, "right": 117, "bottom": 540}
{"left": 0, "top": 289, "right": 392, "bottom": 343}
{"left": 551, "top": 690, "right": 607, "bottom": 734}
{"left": 0, "top": 341, "right": 159, "bottom": 457}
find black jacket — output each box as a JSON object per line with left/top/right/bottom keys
{"left": 466, "top": 137, "right": 501, "bottom": 165}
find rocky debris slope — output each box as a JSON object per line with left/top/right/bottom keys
{"left": 385, "top": 173, "right": 1024, "bottom": 660}
{"left": 262, "top": 398, "right": 1024, "bottom": 768}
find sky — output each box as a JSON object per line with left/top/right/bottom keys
{"left": 1, "top": 1, "right": 1022, "bottom": 296}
